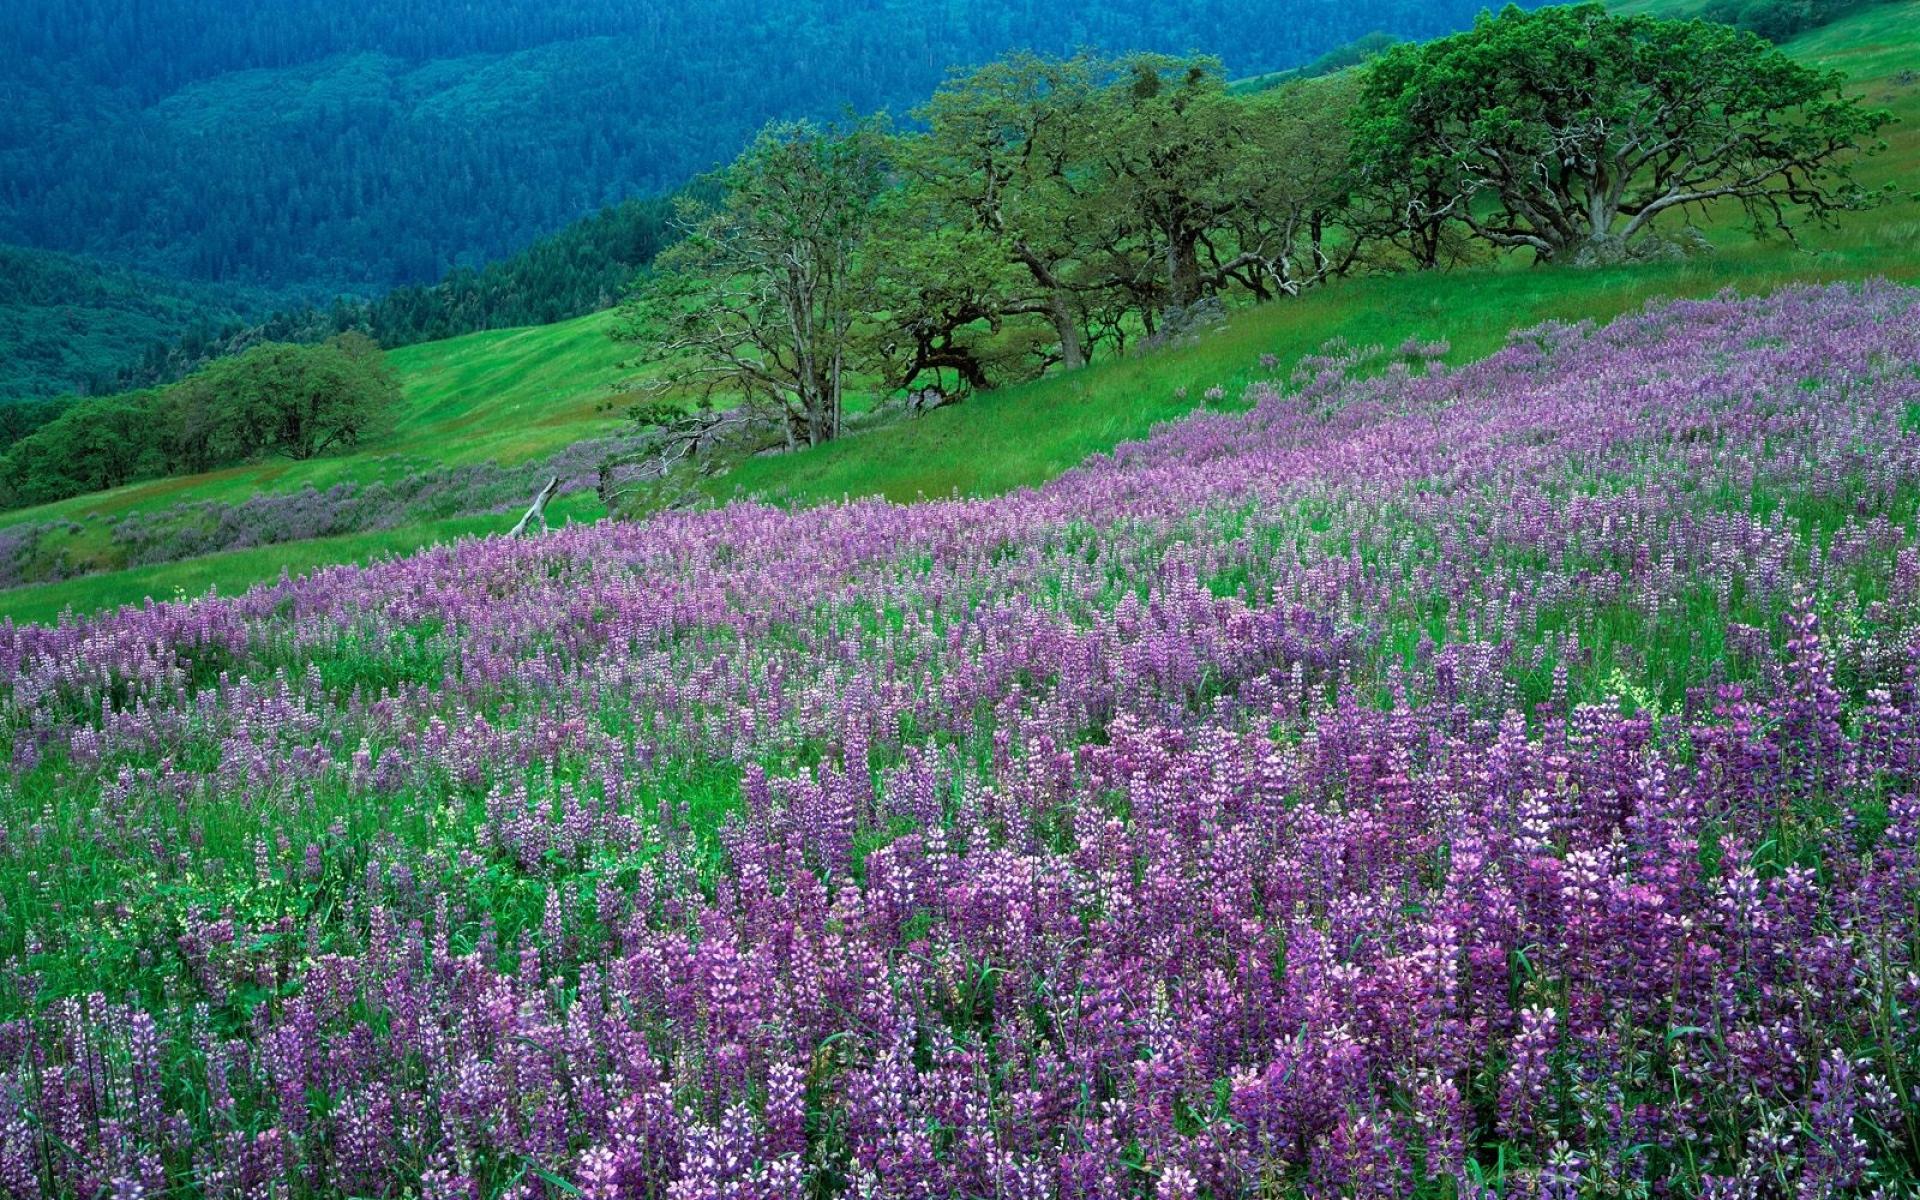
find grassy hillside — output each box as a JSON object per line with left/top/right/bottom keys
{"left": 1, "top": 0, "right": 1914, "bottom": 624}
{"left": 13, "top": 237, "right": 1919, "bottom": 1200}
{"left": 0, "top": 309, "right": 629, "bottom": 528}
{"left": 722, "top": 2, "right": 1920, "bottom": 505}
{"left": 718, "top": 230, "right": 1920, "bottom": 507}
{"left": 0, "top": 311, "right": 631, "bottom": 621}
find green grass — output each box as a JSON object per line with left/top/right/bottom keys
{"left": 382, "top": 308, "right": 634, "bottom": 461}
{"left": 721, "top": 1, "right": 1920, "bottom": 505}
{"left": 716, "top": 234, "right": 1920, "bottom": 507}
{"left": 1766, "top": 0, "right": 1920, "bottom": 78}
{"left": 1, "top": 1, "right": 1915, "bottom": 623}
{"left": 0, "top": 308, "right": 631, "bottom": 530}
{"left": 0, "top": 311, "right": 631, "bottom": 620}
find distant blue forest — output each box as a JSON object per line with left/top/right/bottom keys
{"left": 1, "top": 0, "right": 1537, "bottom": 293}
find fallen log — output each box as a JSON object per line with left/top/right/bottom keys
{"left": 509, "top": 476, "right": 561, "bottom": 537}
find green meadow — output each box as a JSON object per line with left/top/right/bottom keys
{"left": 3, "top": 0, "right": 1915, "bottom": 624}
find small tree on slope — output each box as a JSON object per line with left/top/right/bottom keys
{"left": 616, "top": 120, "right": 887, "bottom": 450}
{"left": 1351, "top": 3, "right": 1890, "bottom": 264}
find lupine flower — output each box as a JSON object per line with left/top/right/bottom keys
{"left": 0, "top": 283, "right": 1917, "bottom": 1196}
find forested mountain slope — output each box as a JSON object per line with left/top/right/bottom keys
{"left": 0, "top": 0, "right": 1911, "bottom": 623}
{"left": 0, "top": 193, "right": 674, "bottom": 405}
{"left": 1, "top": 0, "right": 1535, "bottom": 293}
{"left": 0, "top": 247, "right": 275, "bottom": 403}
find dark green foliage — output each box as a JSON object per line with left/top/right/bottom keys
{"left": 0, "top": 197, "right": 673, "bottom": 405}
{"left": 618, "top": 61, "right": 1371, "bottom": 443}
{"left": 119, "top": 195, "right": 680, "bottom": 393}
{"left": 1702, "top": 0, "right": 1896, "bottom": 41}
{"left": 0, "top": 397, "right": 76, "bottom": 453}
{"left": 355, "top": 196, "right": 678, "bottom": 346}
{"left": 1, "top": 2, "right": 1544, "bottom": 403}
{"left": 0, "top": 392, "right": 172, "bottom": 502}
{"left": 628, "top": 5, "right": 1899, "bottom": 449}
{"left": 0, "top": 336, "right": 399, "bottom": 507}
{"left": 1350, "top": 4, "right": 1891, "bottom": 263}
{"left": 0, "top": 244, "right": 284, "bottom": 402}
{"left": 1236, "top": 31, "right": 1400, "bottom": 94}
{"left": 619, "top": 122, "right": 890, "bottom": 449}
{"left": 174, "top": 332, "right": 397, "bottom": 464}
{"left": 0, "top": 0, "right": 1541, "bottom": 295}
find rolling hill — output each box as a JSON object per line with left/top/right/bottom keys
{"left": 0, "top": 0, "right": 1557, "bottom": 400}
{"left": 6, "top": 256, "right": 1919, "bottom": 1200}
{"left": 5, "top": 8, "right": 1920, "bottom": 1192}
{"left": 0, "top": 0, "right": 1913, "bottom": 624}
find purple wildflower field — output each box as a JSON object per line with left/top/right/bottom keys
{"left": 0, "top": 434, "right": 655, "bottom": 592}
{"left": 3, "top": 282, "right": 1920, "bottom": 1197}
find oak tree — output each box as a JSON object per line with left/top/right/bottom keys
{"left": 1352, "top": 4, "right": 1890, "bottom": 263}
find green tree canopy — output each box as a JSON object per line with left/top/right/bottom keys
{"left": 1351, "top": 4, "right": 1890, "bottom": 263}
{"left": 0, "top": 391, "right": 170, "bottom": 504}
{"left": 0, "top": 335, "right": 399, "bottom": 508}
{"left": 196, "top": 333, "right": 398, "bottom": 462}
{"left": 908, "top": 53, "right": 1110, "bottom": 370}
{"left": 616, "top": 121, "right": 890, "bottom": 450}
{"left": 1088, "top": 55, "right": 1249, "bottom": 311}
